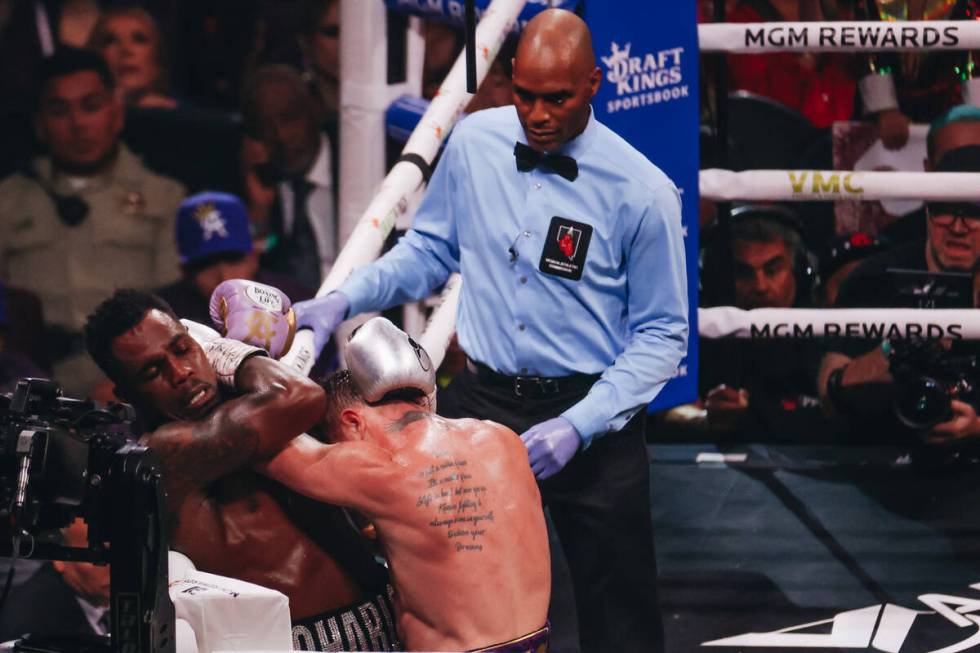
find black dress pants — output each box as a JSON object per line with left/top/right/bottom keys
{"left": 438, "top": 365, "right": 664, "bottom": 653}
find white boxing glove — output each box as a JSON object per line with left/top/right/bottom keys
{"left": 181, "top": 318, "right": 266, "bottom": 389}
{"left": 345, "top": 317, "right": 436, "bottom": 404}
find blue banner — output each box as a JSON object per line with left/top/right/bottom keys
{"left": 384, "top": 0, "right": 581, "bottom": 32}
{"left": 585, "top": 1, "right": 700, "bottom": 410}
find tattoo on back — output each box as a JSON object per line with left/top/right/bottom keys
{"left": 415, "top": 457, "right": 494, "bottom": 553}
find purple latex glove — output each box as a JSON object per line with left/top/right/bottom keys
{"left": 293, "top": 291, "right": 350, "bottom": 358}
{"left": 520, "top": 416, "right": 581, "bottom": 480}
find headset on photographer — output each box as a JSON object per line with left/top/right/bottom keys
{"left": 700, "top": 204, "right": 818, "bottom": 308}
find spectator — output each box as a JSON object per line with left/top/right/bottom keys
{"left": 156, "top": 191, "right": 312, "bottom": 326}
{"left": 727, "top": 0, "right": 857, "bottom": 128}
{"left": 818, "top": 105, "right": 980, "bottom": 443}
{"left": 297, "top": 0, "right": 340, "bottom": 125}
{"left": 0, "top": 47, "right": 184, "bottom": 397}
{"left": 856, "top": 0, "right": 977, "bottom": 149}
{"left": 818, "top": 231, "right": 892, "bottom": 307}
{"left": 421, "top": 19, "right": 516, "bottom": 112}
{"left": 696, "top": 206, "right": 828, "bottom": 438}
{"left": 88, "top": 6, "right": 178, "bottom": 110}
{"left": 242, "top": 65, "right": 336, "bottom": 292}
{"left": 0, "top": 283, "right": 45, "bottom": 392}
{"left": 0, "top": 518, "right": 110, "bottom": 642}
{"left": 0, "top": 281, "right": 50, "bottom": 378}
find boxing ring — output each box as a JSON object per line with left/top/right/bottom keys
{"left": 655, "top": 14, "right": 980, "bottom": 653}
{"left": 276, "top": 5, "right": 980, "bottom": 653}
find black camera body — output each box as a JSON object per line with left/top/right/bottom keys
{"left": 890, "top": 341, "right": 980, "bottom": 431}
{"left": 0, "top": 378, "right": 175, "bottom": 653}
{"left": 885, "top": 268, "right": 978, "bottom": 433}
{"left": 0, "top": 378, "right": 132, "bottom": 537}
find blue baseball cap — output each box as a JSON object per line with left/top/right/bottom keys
{"left": 175, "top": 192, "right": 253, "bottom": 265}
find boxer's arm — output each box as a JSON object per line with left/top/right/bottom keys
{"left": 144, "top": 357, "right": 325, "bottom": 508}
{"left": 257, "top": 434, "right": 398, "bottom": 516}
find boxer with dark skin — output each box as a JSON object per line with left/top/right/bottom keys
{"left": 84, "top": 290, "right": 399, "bottom": 651}
{"left": 260, "top": 370, "right": 551, "bottom": 652}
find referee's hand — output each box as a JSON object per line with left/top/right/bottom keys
{"left": 520, "top": 417, "right": 581, "bottom": 480}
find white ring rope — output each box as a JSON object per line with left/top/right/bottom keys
{"left": 700, "top": 168, "right": 980, "bottom": 202}
{"left": 279, "top": 0, "right": 529, "bottom": 374}
{"left": 700, "top": 307, "right": 980, "bottom": 339}
{"left": 699, "top": 20, "right": 980, "bottom": 53}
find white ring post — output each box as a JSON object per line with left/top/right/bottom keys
{"left": 281, "top": 0, "right": 529, "bottom": 374}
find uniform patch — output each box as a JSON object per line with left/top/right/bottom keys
{"left": 538, "top": 216, "right": 593, "bottom": 281}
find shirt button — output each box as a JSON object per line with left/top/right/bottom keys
{"left": 534, "top": 182, "right": 542, "bottom": 190}
{"left": 518, "top": 324, "right": 526, "bottom": 331}
{"left": 519, "top": 276, "right": 527, "bottom": 284}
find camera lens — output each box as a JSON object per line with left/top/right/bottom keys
{"left": 895, "top": 376, "right": 952, "bottom": 431}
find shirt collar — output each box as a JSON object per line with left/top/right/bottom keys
{"left": 75, "top": 593, "right": 109, "bottom": 634}
{"left": 512, "top": 105, "right": 599, "bottom": 160}
{"left": 557, "top": 107, "right": 598, "bottom": 160}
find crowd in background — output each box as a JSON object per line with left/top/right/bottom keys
{"left": 0, "top": 0, "right": 515, "bottom": 406}
{"left": 1, "top": 0, "right": 980, "bottom": 461}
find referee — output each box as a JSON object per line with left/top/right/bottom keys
{"left": 293, "top": 9, "right": 688, "bottom": 652}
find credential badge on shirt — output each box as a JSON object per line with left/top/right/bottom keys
{"left": 538, "top": 216, "right": 593, "bottom": 281}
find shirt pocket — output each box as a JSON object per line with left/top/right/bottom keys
{"left": 4, "top": 213, "right": 60, "bottom": 282}
{"left": 87, "top": 207, "right": 162, "bottom": 285}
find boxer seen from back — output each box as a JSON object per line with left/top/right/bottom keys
{"left": 83, "top": 289, "right": 399, "bottom": 652}
{"left": 208, "top": 280, "right": 552, "bottom": 652}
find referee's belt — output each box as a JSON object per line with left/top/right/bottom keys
{"left": 466, "top": 358, "right": 600, "bottom": 398}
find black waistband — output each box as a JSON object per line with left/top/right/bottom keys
{"left": 466, "top": 358, "right": 600, "bottom": 398}
{"left": 291, "top": 585, "right": 400, "bottom": 651}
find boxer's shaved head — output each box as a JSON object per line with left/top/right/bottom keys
{"left": 512, "top": 9, "right": 600, "bottom": 152}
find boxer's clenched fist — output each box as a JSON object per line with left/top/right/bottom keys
{"left": 210, "top": 279, "right": 297, "bottom": 358}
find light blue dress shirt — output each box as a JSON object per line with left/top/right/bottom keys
{"left": 341, "top": 105, "right": 688, "bottom": 446}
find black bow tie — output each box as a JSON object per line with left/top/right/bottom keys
{"left": 514, "top": 142, "right": 579, "bottom": 181}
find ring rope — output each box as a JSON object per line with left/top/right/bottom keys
{"left": 699, "top": 20, "right": 980, "bottom": 53}
{"left": 699, "top": 307, "right": 980, "bottom": 339}
{"left": 278, "top": 0, "right": 529, "bottom": 374}
{"left": 700, "top": 168, "right": 980, "bottom": 201}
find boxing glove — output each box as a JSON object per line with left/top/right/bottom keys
{"left": 346, "top": 317, "right": 435, "bottom": 403}
{"left": 210, "top": 279, "right": 296, "bottom": 359}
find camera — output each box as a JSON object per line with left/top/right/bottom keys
{"left": 0, "top": 378, "right": 175, "bottom": 653}
{"left": 890, "top": 340, "right": 980, "bottom": 431}
{"left": 0, "top": 378, "right": 133, "bottom": 537}
{"left": 883, "top": 268, "right": 977, "bottom": 433}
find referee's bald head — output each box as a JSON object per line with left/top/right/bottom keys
{"left": 511, "top": 9, "right": 600, "bottom": 152}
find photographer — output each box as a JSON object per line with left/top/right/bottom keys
{"left": 0, "top": 519, "right": 110, "bottom": 642}
{"left": 817, "top": 105, "right": 980, "bottom": 443}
